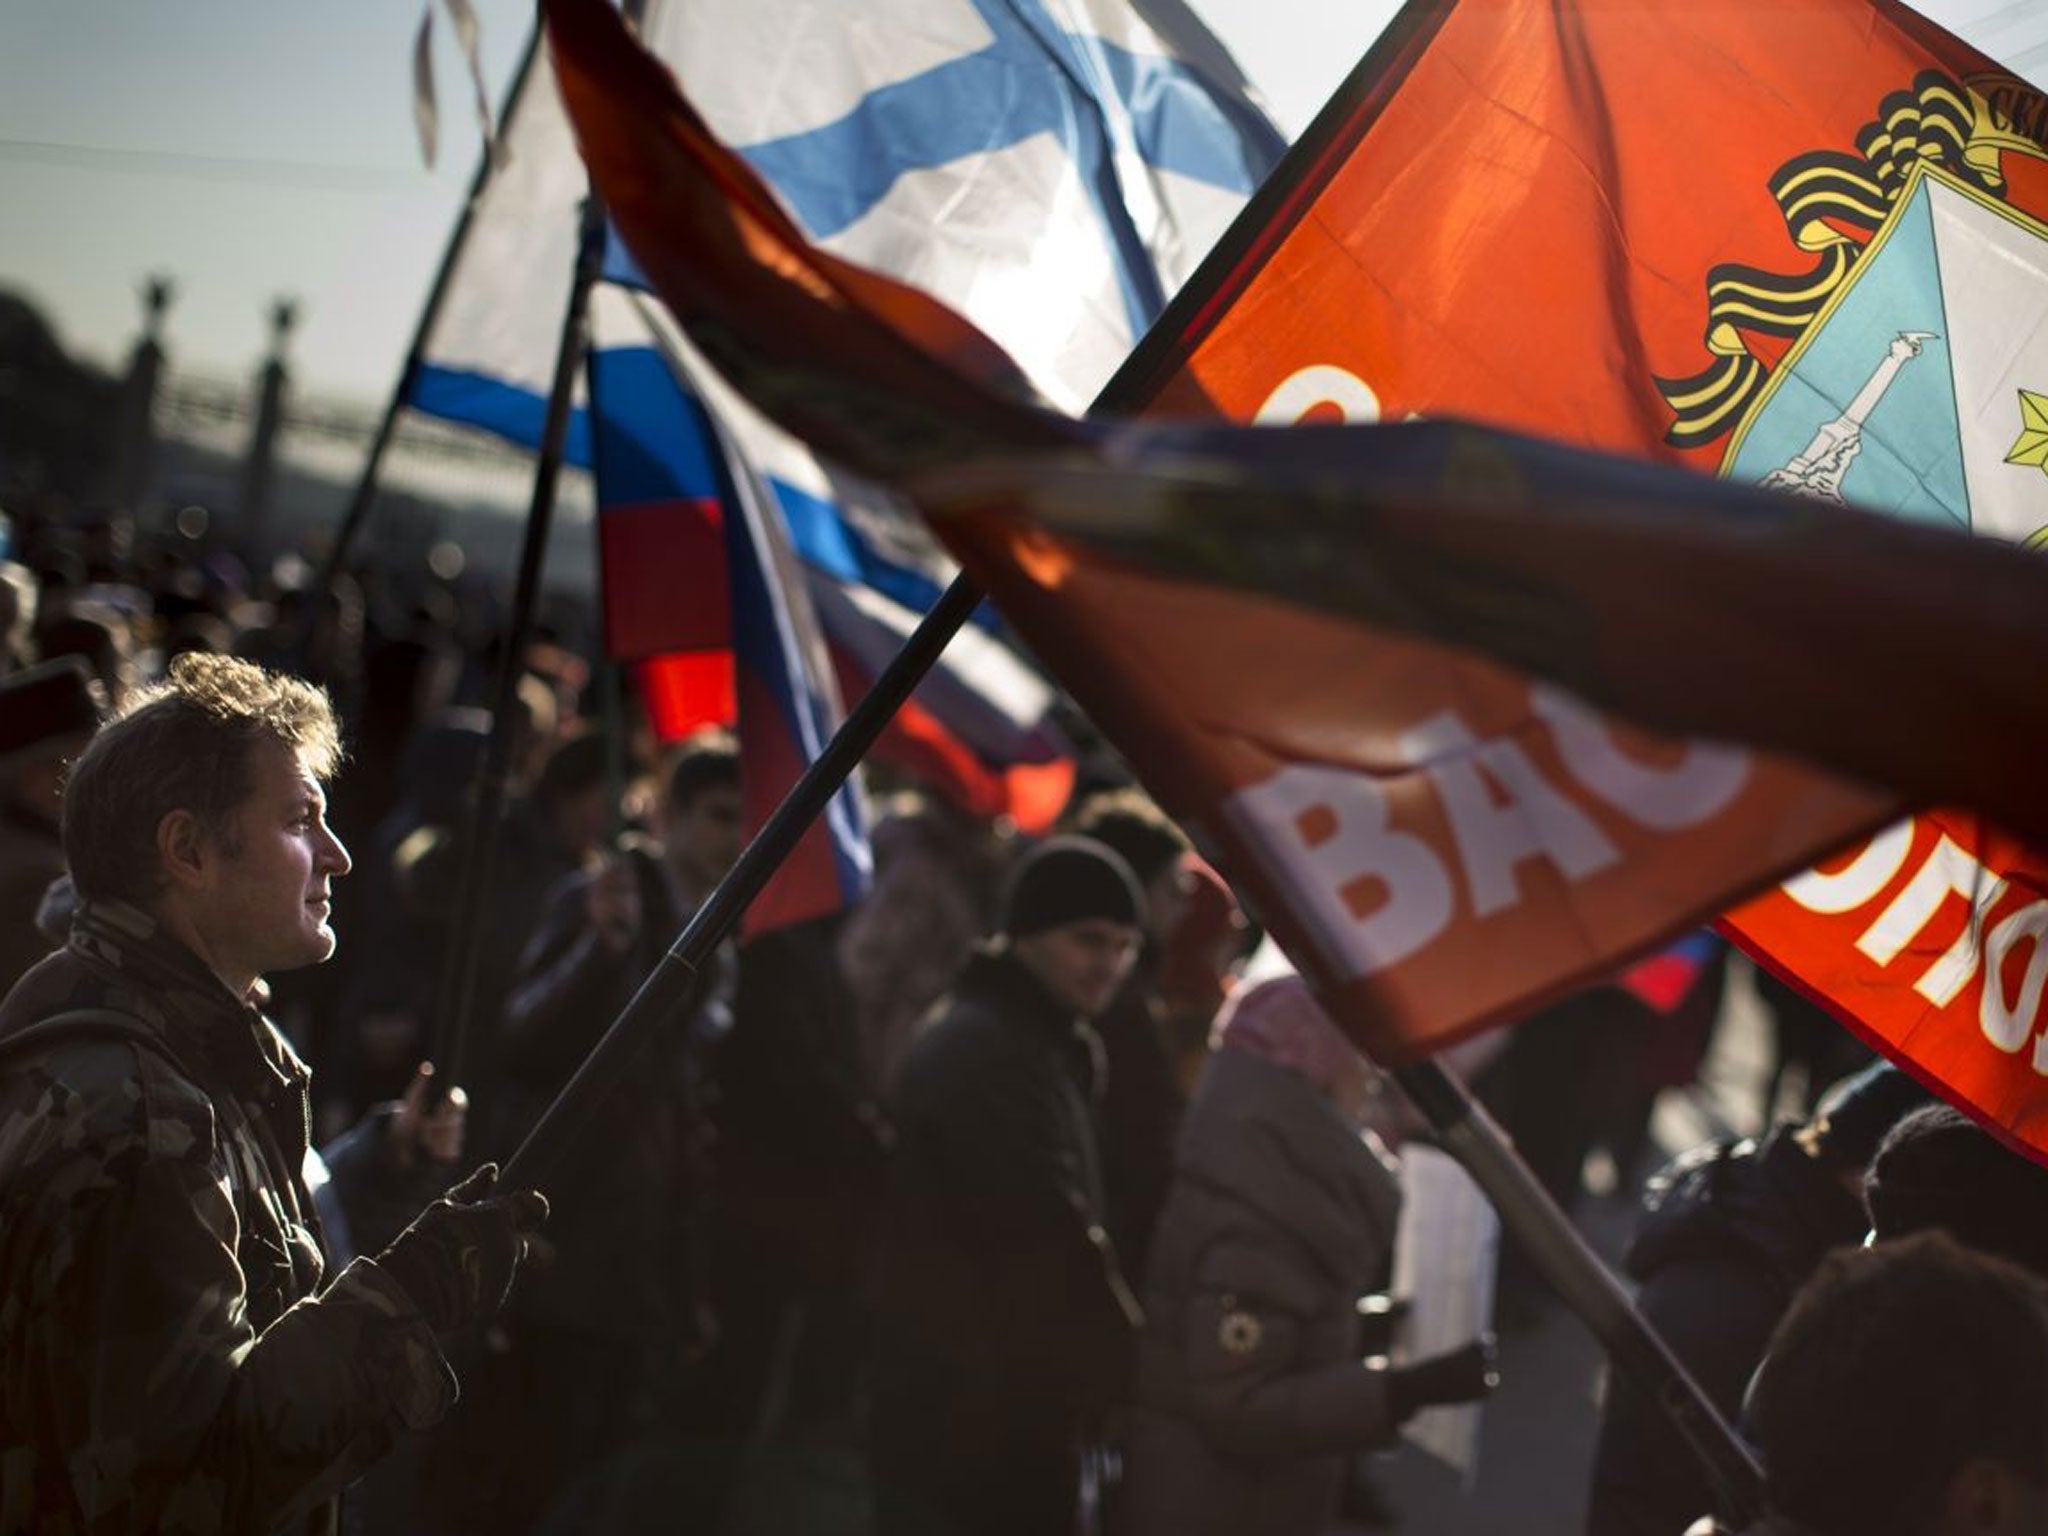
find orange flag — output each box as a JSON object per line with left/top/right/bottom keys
{"left": 1108, "top": 0, "right": 2048, "bottom": 1156}
{"left": 543, "top": 0, "right": 2048, "bottom": 1156}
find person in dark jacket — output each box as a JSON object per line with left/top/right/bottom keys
{"left": 19, "top": 872, "right": 469, "bottom": 1271}
{"left": 839, "top": 790, "right": 1009, "bottom": 1093}
{"left": 706, "top": 910, "right": 887, "bottom": 1447}
{"left": 870, "top": 836, "right": 1149, "bottom": 1536}
{"left": 1120, "top": 975, "right": 1496, "bottom": 1536}
{"left": 0, "top": 653, "right": 545, "bottom": 1535}
{"left": 1586, "top": 1061, "right": 1929, "bottom": 1536}
{"left": 1068, "top": 787, "right": 1195, "bottom": 1279}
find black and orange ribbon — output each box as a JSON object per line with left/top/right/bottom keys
{"left": 1659, "top": 69, "right": 2043, "bottom": 452}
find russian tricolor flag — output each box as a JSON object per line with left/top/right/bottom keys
{"left": 604, "top": 291, "right": 1081, "bottom": 836}
{"left": 589, "top": 293, "right": 869, "bottom": 933}
{"left": 394, "top": 0, "right": 1285, "bottom": 854}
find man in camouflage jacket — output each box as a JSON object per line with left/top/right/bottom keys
{"left": 0, "top": 655, "right": 546, "bottom": 1535}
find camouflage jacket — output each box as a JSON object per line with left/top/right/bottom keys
{"left": 0, "top": 899, "right": 455, "bottom": 1535}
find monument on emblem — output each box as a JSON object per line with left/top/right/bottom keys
{"left": 1760, "top": 330, "right": 1938, "bottom": 504}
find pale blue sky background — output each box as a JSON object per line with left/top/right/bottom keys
{"left": 2, "top": 0, "right": 2042, "bottom": 402}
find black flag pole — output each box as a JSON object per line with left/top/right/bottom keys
{"left": 581, "top": 310, "right": 631, "bottom": 850}
{"left": 295, "top": 26, "right": 543, "bottom": 664}
{"left": 427, "top": 190, "right": 607, "bottom": 1095}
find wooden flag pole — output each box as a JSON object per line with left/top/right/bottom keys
{"left": 1103, "top": 10, "right": 1769, "bottom": 1505}
{"left": 1391, "top": 1057, "right": 1766, "bottom": 1519}
{"left": 427, "top": 190, "right": 606, "bottom": 1095}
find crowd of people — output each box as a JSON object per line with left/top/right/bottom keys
{"left": 4, "top": 493, "right": 2048, "bottom": 1536}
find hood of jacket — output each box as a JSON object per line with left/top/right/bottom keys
{"left": 1628, "top": 1124, "right": 1867, "bottom": 1292}
{"left": 1171, "top": 1045, "right": 1401, "bottom": 1289}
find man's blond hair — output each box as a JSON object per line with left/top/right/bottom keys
{"left": 64, "top": 654, "right": 343, "bottom": 905}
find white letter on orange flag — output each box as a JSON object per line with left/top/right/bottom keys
{"left": 1231, "top": 763, "right": 1454, "bottom": 977}
{"left": 1533, "top": 686, "right": 1750, "bottom": 831}
{"left": 1254, "top": 365, "right": 1381, "bottom": 425}
{"left": 1401, "top": 711, "right": 1620, "bottom": 918}
{"left": 1782, "top": 821, "right": 1916, "bottom": 914}
{"left": 1976, "top": 901, "right": 2048, "bottom": 1059}
{"left": 1855, "top": 836, "right": 2006, "bottom": 1006}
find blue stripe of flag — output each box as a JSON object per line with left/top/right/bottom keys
{"left": 585, "top": 345, "right": 724, "bottom": 506}
{"left": 407, "top": 361, "right": 595, "bottom": 467}
{"left": 604, "top": 1, "right": 1285, "bottom": 336}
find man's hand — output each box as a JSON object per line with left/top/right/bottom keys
{"left": 391, "top": 1061, "right": 466, "bottom": 1170}
{"left": 585, "top": 855, "right": 642, "bottom": 954}
{"left": 374, "top": 1164, "right": 549, "bottom": 1339}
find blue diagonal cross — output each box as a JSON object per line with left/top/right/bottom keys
{"left": 613, "top": 0, "right": 1284, "bottom": 342}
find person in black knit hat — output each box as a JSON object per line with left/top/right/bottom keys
{"left": 870, "top": 835, "right": 1147, "bottom": 1536}
{"left": 1067, "top": 789, "right": 1196, "bottom": 1279}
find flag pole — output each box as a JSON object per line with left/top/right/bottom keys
{"left": 296, "top": 26, "right": 543, "bottom": 660}
{"left": 428, "top": 189, "right": 607, "bottom": 1095}
{"left": 580, "top": 0, "right": 652, "bottom": 857}
{"left": 581, "top": 330, "right": 632, "bottom": 848}
{"left": 1391, "top": 1057, "right": 1767, "bottom": 1520}
{"left": 1099, "top": 5, "right": 1767, "bottom": 1506}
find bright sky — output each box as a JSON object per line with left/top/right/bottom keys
{"left": 2, "top": 0, "right": 2043, "bottom": 403}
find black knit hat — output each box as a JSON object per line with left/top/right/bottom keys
{"left": 1001, "top": 835, "right": 1143, "bottom": 939}
{"left": 0, "top": 656, "right": 101, "bottom": 762}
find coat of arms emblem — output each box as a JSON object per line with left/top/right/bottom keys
{"left": 1657, "top": 71, "right": 2048, "bottom": 546}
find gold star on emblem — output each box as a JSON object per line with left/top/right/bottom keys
{"left": 2006, "top": 389, "right": 2048, "bottom": 473}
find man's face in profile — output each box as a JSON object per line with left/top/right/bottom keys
{"left": 200, "top": 738, "right": 352, "bottom": 981}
